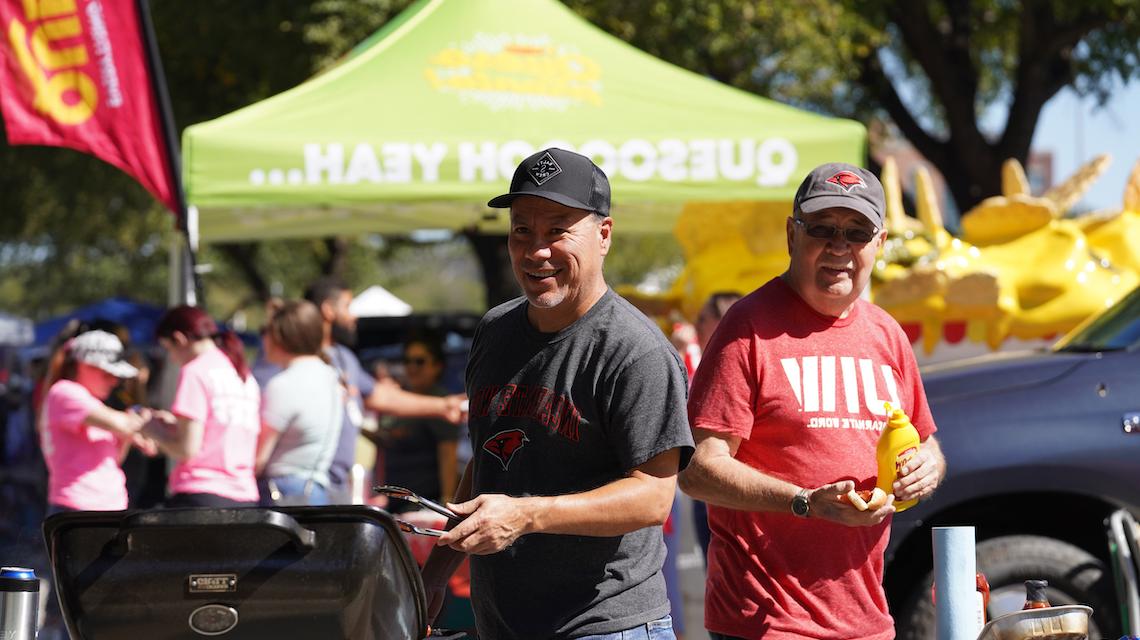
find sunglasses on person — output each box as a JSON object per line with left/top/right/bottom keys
{"left": 793, "top": 218, "right": 879, "bottom": 244}
{"left": 402, "top": 356, "right": 431, "bottom": 367}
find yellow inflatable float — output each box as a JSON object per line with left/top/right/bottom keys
{"left": 879, "top": 154, "right": 1136, "bottom": 360}
{"left": 622, "top": 154, "right": 1140, "bottom": 364}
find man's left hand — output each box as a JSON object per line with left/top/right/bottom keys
{"left": 437, "top": 493, "right": 532, "bottom": 555}
{"left": 893, "top": 438, "right": 946, "bottom": 503}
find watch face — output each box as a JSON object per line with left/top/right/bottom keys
{"left": 792, "top": 494, "right": 809, "bottom": 517}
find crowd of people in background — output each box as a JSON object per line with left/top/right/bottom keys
{"left": 32, "top": 278, "right": 469, "bottom": 516}
{"left": 19, "top": 154, "right": 950, "bottom": 640}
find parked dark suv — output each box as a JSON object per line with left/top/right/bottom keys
{"left": 885, "top": 285, "right": 1140, "bottom": 638}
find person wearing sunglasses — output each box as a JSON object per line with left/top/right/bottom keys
{"left": 681, "top": 162, "right": 946, "bottom": 640}
{"left": 362, "top": 331, "right": 459, "bottom": 512}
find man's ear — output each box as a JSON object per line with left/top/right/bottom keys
{"left": 785, "top": 216, "right": 796, "bottom": 255}
{"left": 598, "top": 216, "right": 613, "bottom": 256}
{"left": 318, "top": 300, "right": 336, "bottom": 323}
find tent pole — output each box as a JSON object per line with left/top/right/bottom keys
{"left": 135, "top": 0, "right": 204, "bottom": 307}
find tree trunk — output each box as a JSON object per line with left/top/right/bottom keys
{"left": 939, "top": 150, "right": 1004, "bottom": 214}
{"left": 321, "top": 237, "right": 350, "bottom": 278}
{"left": 215, "top": 242, "right": 270, "bottom": 302}
{"left": 463, "top": 230, "right": 519, "bottom": 309}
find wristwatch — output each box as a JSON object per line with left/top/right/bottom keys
{"left": 791, "top": 488, "right": 811, "bottom": 518}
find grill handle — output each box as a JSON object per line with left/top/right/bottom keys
{"left": 113, "top": 509, "right": 316, "bottom": 552}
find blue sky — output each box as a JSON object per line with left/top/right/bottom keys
{"left": 1032, "top": 79, "right": 1139, "bottom": 211}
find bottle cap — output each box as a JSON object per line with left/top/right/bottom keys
{"left": 884, "top": 402, "right": 908, "bottom": 427}
{"left": 1024, "top": 579, "right": 1049, "bottom": 602}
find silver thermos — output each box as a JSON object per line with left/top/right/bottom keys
{"left": 0, "top": 567, "right": 39, "bottom": 640}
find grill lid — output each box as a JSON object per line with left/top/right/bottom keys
{"left": 43, "top": 506, "right": 428, "bottom": 640}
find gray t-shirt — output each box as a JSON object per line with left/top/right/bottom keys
{"left": 260, "top": 357, "right": 344, "bottom": 488}
{"left": 465, "top": 289, "right": 694, "bottom": 639}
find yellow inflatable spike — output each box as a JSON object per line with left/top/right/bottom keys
{"left": 1074, "top": 208, "right": 1121, "bottom": 234}
{"left": 961, "top": 194, "right": 1058, "bottom": 246}
{"left": 882, "top": 157, "right": 905, "bottom": 231}
{"left": 914, "top": 165, "right": 952, "bottom": 248}
{"left": 1043, "top": 153, "right": 1112, "bottom": 214}
{"left": 1123, "top": 159, "right": 1140, "bottom": 212}
{"left": 1002, "top": 159, "right": 1030, "bottom": 197}
{"left": 881, "top": 156, "right": 923, "bottom": 235}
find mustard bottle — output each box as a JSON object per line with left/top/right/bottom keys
{"left": 877, "top": 402, "right": 921, "bottom": 512}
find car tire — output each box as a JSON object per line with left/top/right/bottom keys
{"left": 895, "top": 535, "right": 1120, "bottom": 640}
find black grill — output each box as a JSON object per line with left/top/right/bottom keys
{"left": 43, "top": 507, "right": 427, "bottom": 639}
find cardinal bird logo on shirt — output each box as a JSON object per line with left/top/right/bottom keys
{"left": 483, "top": 428, "right": 530, "bottom": 471}
{"left": 826, "top": 170, "right": 866, "bottom": 192}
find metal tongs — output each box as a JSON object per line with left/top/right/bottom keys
{"left": 376, "top": 485, "right": 460, "bottom": 536}
{"left": 374, "top": 485, "right": 460, "bottom": 537}
{"left": 393, "top": 519, "right": 446, "bottom": 538}
{"left": 374, "top": 485, "right": 460, "bottom": 519}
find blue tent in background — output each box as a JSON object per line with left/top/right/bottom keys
{"left": 34, "top": 297, "right": 166, "bottom": 348}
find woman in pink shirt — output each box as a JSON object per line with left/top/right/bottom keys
{"left": 41, "top": 330, "right": 149, "bottom": 514}
{"left": 148, "top": 305, "right": 260, "bottom": 508}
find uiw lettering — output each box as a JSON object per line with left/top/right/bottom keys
{"left": 780, "top": 356, "right": 901, "bottom": 415}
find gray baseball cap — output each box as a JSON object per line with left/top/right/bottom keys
{"left": 793, "top": 162, "right": 885, "bottom": 228}
{"left": 488, "top": 148, "right": 611, "bottom": 216}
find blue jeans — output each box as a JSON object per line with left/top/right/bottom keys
{"left": 258, "top": 476, "right": 330, "bottom": 506}
{"left": 576, "top": 615, "right": 675, "bottom": 640}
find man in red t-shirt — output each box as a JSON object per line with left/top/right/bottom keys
{"left": 681, "top": 162, "right": 946, "bottom": 640}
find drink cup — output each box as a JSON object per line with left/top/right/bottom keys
{"left": 0, "top": 566, "right": 39, "bottom": 640}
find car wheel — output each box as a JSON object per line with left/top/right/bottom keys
{"left": 894, "top": 535, "right": 1120, "bottom": 640}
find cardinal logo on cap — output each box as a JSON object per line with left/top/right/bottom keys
{"left": 527, "top": 152, "right": 563, "bottom": 185}
{"left": 825, "top": 171, "right": 866, "bottom": 192}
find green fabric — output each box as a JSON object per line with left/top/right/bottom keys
{"left": 182, "top": 0, "right": 865, "bottom": 242}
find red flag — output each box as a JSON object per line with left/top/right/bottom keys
{"left": 0, "top": 0, "right": 178, "bottom": 212}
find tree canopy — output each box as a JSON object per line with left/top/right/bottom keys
{"left": 569, "top": 0, "right": 1140, "bottom": 211}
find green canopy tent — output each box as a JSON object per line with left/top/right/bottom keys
{"left": 181, "top": 0, "right": 865, "bottom": 243}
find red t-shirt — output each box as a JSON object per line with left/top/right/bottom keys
{"left": 688, "top": 277, "right": 936, "bottom": 640}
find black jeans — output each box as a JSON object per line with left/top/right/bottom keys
{"left": 709, "top": 634, "right": 747, "bottom": 640}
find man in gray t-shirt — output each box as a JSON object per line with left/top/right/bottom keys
{"left": 422, "top": 148, "right": 694, "bottom": 640}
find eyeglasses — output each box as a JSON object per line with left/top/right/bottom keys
{"left": 403, "top": 357, "right": 430, "bottom": 367}
{"left": 793, "top": 218, "right": 879, "bottom": 244}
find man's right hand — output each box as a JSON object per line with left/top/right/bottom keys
{"left": 808, "top": 480, "right": 895, "bottom": 527}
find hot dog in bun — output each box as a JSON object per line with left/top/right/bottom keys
{"left": 839, "top": 487, "right": 889, "bottom": 511}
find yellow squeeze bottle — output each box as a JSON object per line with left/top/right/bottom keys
{"left": 877, "top": 402, "right": 921, "bottom": 512}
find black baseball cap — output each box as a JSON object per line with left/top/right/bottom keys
{"left": 487, "top": 148, "right": 611, "bottom": 216}
{"left": 793, "top": 162, "right": 885, "bottom": 228}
